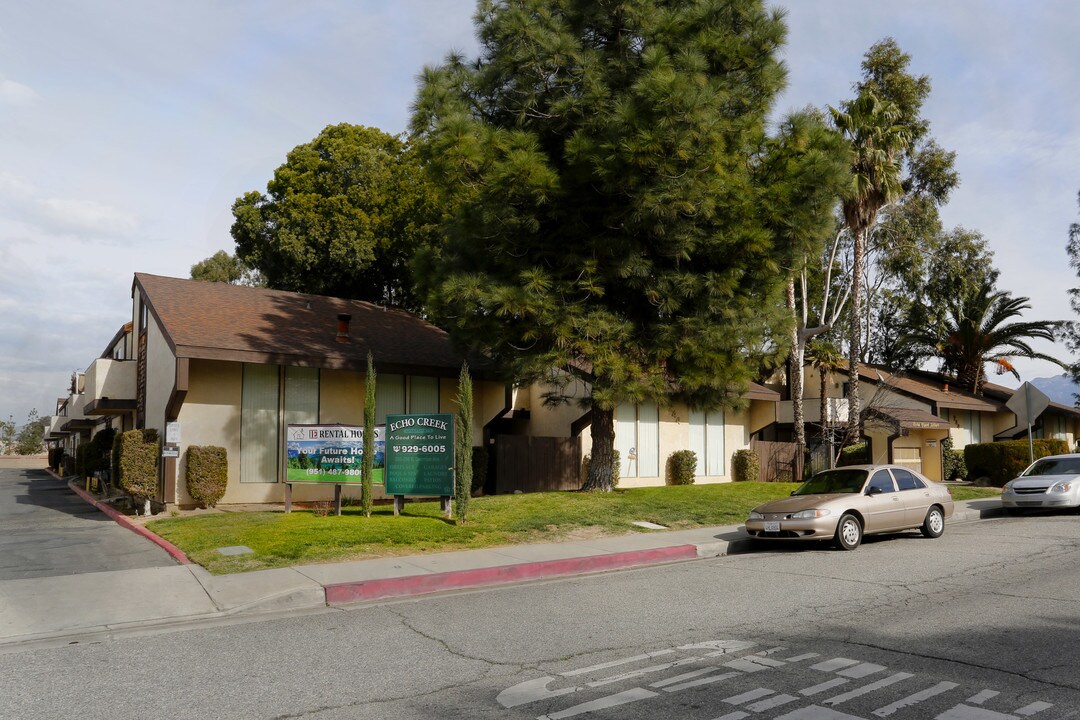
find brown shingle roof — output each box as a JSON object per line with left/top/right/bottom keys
{"left": 847, "top": 364, "right": 1004, "bottom": 413}
{"left": 134, "top": 273, "right": 484, "bottom": 378}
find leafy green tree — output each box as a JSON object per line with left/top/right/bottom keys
{"left": 1063, "top": 190, "right": 1080, "bottom": 399}
{"left": 454, "top": 362, "right": 473, "bottom": 523}
{"left": 904, "top": 279, "right": 1063, "bottom": 394}
{"left": 190, "top": 250, "right": 262, "bottom": 286}
{"left": 15, "top": 409, "right": 44, "bottom": 455}
{"left": 413, "top": 0, "right": 796, "bottom": 491}
{"left": 231, "top": 123, "right": 439, "bottom": 309}
{"left": 758, "top": 110, "right": 851, "bottom": 450}
{"left": 0, "top": 415, "right": 15, "bottom": 455}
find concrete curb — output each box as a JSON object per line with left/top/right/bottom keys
{"left": 325, "top": 545, "right": 699, "bottom": 605}
{"left": 65, "top": 479, "right": 192, "bottom": 565}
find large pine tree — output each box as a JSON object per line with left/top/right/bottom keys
{"left": 412, "top": 0, "right": 796, "bottom": 491}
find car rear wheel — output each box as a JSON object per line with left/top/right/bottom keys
{"left": 920, "top": 506, "right": 945, "bottom": 538}
{"left": 834, "top": 513, "right": 862, "bottom": 551}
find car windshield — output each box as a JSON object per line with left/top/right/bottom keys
{"left": 792, "top": 469, "right": 868, "bottom": 495}
{"left": 1023, "top": 457, "right": 1080, "bottom": 476}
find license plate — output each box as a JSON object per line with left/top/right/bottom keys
{"left": 764, "top": 521, "right": 780, "bottom": 532}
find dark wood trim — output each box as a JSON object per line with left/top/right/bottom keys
{"left": 165, "top": 357, "right": 189, "bottom": 422}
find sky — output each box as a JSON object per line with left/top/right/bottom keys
{"left": 1, "top": 0, "right": 1078, "bottom": 427}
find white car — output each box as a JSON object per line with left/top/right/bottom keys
{"left": 1001, "top": 454, "right": 1080, "bottom": 514}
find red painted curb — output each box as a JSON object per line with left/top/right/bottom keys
{"left": 66, "top": 479, "right": 192, "bottom": 565}
{"left": 325, "top": 545, "right": 698, "bottom": 604}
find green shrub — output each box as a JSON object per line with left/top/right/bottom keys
{"left": 87, "top": 427, "right": 116, "bottom": 478}
{"left": 963, "top": 439, "right": 1069, "bottom": 487}
{"left": 75, "top": 443, "right": 89, "bottom": 479}
{"left": 666, "top": 450, "right": 697, "bottom": 485}
{"left": 119, "top": 429, "right": 159, "bottom": 500}
{"left": 732, "top": 449, "right": 759, "bottom": 482}
{"left": 838, "top": 442, "right": 869, "bottom": 466}
{"left": 471, "top": 446, "right": 488, "bottom": 495}
{"left": 111, "top": 432, "right": 123, "bottom": 487}
{"left": 48, "top": 447, "right": 63, "bottom": 472}
{"left": 186, "top": 445, "right": 228, "bottom": 508}
{"left": 941, "top": 436, "right": 967, "bottom": 481}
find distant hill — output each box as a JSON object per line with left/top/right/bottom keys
{"left": 1031, "top": 374, "right": 1080, "bottom": 406}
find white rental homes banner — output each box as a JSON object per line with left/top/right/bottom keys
{"left": 285, "top": 424, "right": 385, "bottom": 484}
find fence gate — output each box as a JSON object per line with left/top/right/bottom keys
{"left": 749, "top": 439, "right": 804, "bottom": 482}
{"left": 494, "top": 436, "right": 582, "bottom": 494}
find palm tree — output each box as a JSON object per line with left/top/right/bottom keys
{"left": 905, "top": 280, "right": 1063, "bottom": 394}
{"left": 807, "top": 339, "right": 845, "bottom": 467}
{"left": 831, "top": 91, "right": 910, "bottom": 440}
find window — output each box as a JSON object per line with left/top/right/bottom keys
{"left": 689, "top": 408, "right": 726, "bottom": 477}
{"left": 241, "top": 364, "right": 280, "bottom": 483}
{"left": 615, "top": 402, "right": 660, "bottom": 478}
{"left": 409, "top": 376, "right": 440, "bottom": 414}
{"left": 867, "top": 470, "right": 896, "bottom": 494}
{"left": 284, "top": 367, "right": 319, "bottom": 428}
{"left": 891, "top": 468, "right": 926, "bottom": 491}
{"left": 375, "top": 374, "right": 406, "bottom": 424}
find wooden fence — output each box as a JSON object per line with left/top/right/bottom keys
{"left": 494, "top": 436, "right": 582, "bottom": 494}
{"left": 749, "top": 439, "right": 804, "bottom": 483}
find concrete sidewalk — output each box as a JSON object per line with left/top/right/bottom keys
{"left": 0, "top": 493, "right": 1002, "bottom": 651}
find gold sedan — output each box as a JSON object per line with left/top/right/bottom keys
{"left": 744, "top": 465, "right": 955, "bottom": 551}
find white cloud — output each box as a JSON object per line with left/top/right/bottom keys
{"left": 0, "top": 76, "right": 37, "bottom": 107}
{"left": 31, "top": 197, "right": 138, "bottom": 238}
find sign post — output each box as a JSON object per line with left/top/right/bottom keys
{"left": 385, "top": 413, "right": 455, "bottom": 517}
{"left": 1006, "top": 382, "right": 1052, "bottom": 465}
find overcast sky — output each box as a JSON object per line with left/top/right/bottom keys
{"left": 2, "top": 1, "right": 1078, "bottom": 426}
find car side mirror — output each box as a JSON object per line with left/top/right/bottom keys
{"left": 866, "top": 486, "right": 881, "bottom": 496}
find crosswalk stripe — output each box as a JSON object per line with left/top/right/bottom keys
{"left": 824, "top": 672, "right": 914, "bottom": 705}
{"left": 967, "top": 690, "right": 1000, "bottom": 705}
{"left": 811, "top": 658, "right": 861, "bottom": 672}
{"left": 800, "top": 678, "right": 850, "bottom": 696}
{"left": 1016, "top": 701, "right": 1053, "bottom": 716}
{"left": 872, "top": 681, "right": 959, "bottom": 717}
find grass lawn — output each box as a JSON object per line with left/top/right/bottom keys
{"left": 147, "top": 482, "right": 1003, "bottom": 575}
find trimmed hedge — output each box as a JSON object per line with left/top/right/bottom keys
{"left": 186, "top": 445, "right": 228, "bottom": 508}
{"left": 666, "top": 450, "right": 697, "bottom": 485}
{"left": 119, "top": 429, "right": 159, "bottom": 500}
{"left": 75, "top": 443, "right": 89, "bottom": 479}
{"left": 48, "top": 447, "right": 63, "bottom": 472}
{"left": 963, "top": 439, "right": 1069, "bottom": 487}
{"left": 941, "top": 436, "right": 967, "bottom": 482}
{"left": 732, "top": 449, "right": 759, "bottom": 482}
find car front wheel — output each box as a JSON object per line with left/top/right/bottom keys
{"left": 834, "top": 513, "right": 862, "bottom": 551}
{"left": 920, "top": 506, "right": 945, "bottom": 538}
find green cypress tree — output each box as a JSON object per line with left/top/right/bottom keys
{"left": 413, "top": 0, "right": 794, "bottom": 491}
{"left": 454, "top": 362, "right": 473, "bottom": 523}
{"left": 362, "top": 353, "right": 376, "bottom": 517}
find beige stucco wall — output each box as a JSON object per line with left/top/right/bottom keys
{"left": 604, "top": 401, "right": 754, "bottom": 488}
{"left": 864, "top": 422, "right": 948, "bottom": 481}
{"left": 144, "top": 311, "right": 176, "bottom": 437}
{"left": 169, "top": 362, "right": 506, "bottom": 506}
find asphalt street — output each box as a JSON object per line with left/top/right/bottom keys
{"left": 1, "top": 509, "right": 1078, "bottom": 719}
{"left": 0, "top": 468, "right": 175, "bottom": 580}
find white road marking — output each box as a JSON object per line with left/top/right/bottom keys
{"left": 786, "top": 653, "right": 821, "bottom": 662}
{"left": 775, "top": 706, "right": 868, "bottom": 720}
{"left": 812, "top": 658, "right": 861, "bottom": 672}
{"left": 967, "top": 691, "right": 1000, "bottom": 705}
{"left": 561, "top": 649, "right": 674, "bottom": 677}
{"left": 837, "top": 663, "right": 886, "bottom": 679}
{"left": 1015, "top": 701, "right": 1053, "bottom": 716}
{"left": 747, "top": 693, "right": 800, "bottom": 711}
{"left": 710, "top": 712, "right": 750, "bottom": 720}
{"left": 872, "top": 681, "right": 959, "bottom": 716}
{"left": 537, "top": 688, "right": 657, "bottom": 719}
{"left": 800, "top": 678, "right": 851, "bottom": 696}
{"left": 824, "top": 672, "right": 914, "bottom": 705}
{"left": 723, "top": 656, "right": 784, "bottom": 672}
{"left": 649, "top": 667, "right": 724, "bottom": 688}
{"left": 662, "top": 671, "right": 740, "bottom": 692}
{"left": 935, "top": 705, "right": 1019, "bottom": 720}
{"left": 723, "top": 688, "right": 775, "bottom": 705}
{"left": 682, "top": 640, "right": 757, "bottom": 655}
{"left": 586, "top": 657, "right": 703, "bottom": 687}
{"left": 497, "top": 677, "right": 579, "bottom": 708}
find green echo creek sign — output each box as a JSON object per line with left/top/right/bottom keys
{"left": 384, "top": 413, "right": 454, "bottom": 496}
